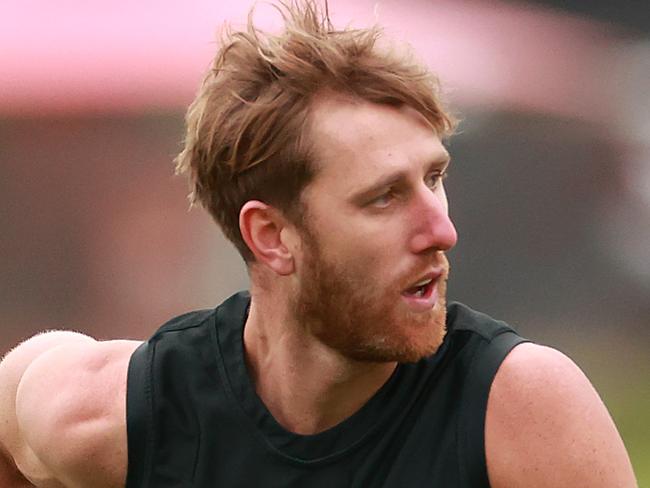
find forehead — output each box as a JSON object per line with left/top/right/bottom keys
{"left": 306, "top": 96, "right": 448, "bottom": 193}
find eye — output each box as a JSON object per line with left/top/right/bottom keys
{"left": 425, "top": 169, "right": 448, "bottom": 190}
{"left": 370, "top": 190, "right": 395, "bottom": 209}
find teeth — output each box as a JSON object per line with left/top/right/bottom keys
{"left": 404, "top": 277, "right": 434, "bottom": 297}
{"left": 413, "top": 278, "right": 432, "bottom": 287}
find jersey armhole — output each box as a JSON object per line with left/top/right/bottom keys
{"left": 125, "top": 341, "right": 154, "bottom": 488}
{"left": 457, "top": 331, "right": 529, "bottom": 487}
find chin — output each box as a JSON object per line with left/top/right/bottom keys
{"left": 343, "top": 305, "right": 448, "bottom": 364}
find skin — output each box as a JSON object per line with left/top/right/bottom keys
{"left": 0, "top": 331, "right": 139, "bottom": 487}
{"left": 0, "top": 95, "right": 637, "bottom": 486}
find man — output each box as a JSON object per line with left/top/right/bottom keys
{"left": 0, "top": 1, "right": 637, "bottom": 487}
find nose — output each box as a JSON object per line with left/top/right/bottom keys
{"left": 409, "top": 185, "right": 458, "bottom": 254}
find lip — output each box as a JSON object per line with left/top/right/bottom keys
{"left": 400, "top": 268, "right": 444, "bottom": 312}
{"left": 402, "top": 268, "right": 444, "bottom": 292}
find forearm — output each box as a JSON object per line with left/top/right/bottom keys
{"left": 0, "top": 449, "right": 36, "bottom": 487}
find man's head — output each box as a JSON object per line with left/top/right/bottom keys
{"left": 175, "top": 0, "right": 455, "bottom": 263}
{"left": 285, "top": 96, "right": 457, "bottom": 362}
{"left": 176, "top": 0, "right": 458, "bottom": 362}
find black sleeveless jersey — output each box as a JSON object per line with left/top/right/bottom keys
{"left": 126, "top": 291, "right": 528, "bottom": 487}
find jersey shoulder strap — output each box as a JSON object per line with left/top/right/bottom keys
{"left": 447, "top": 303, "right": 530, "bottom": 486}
{"left": 125, "top": 308, "right": 216, "bottom": 488}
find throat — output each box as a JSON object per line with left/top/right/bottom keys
{"left": 243, "top": 292, "right": 397, "bottom": 435}
{"left": 246, "top": 331, "right": 397, "bottom": 435}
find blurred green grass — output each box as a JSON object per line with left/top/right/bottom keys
{"left": 606, "top": 379, "right": 650, "bottom": 487}
{"left": 579, "top": 344, "right": 650, "bottom": 487}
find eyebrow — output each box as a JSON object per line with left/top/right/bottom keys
{"left": 349, "top": 157, "right": 451, "bottom": 204}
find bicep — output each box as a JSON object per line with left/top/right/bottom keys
{"left": 485, "top": 343, "right": 637, "bottom": 488}
{"left": 14, "top": 339, "right": 140, "bottom": 488}
{"left": 0, "top": 331, "right": 95, "bottom": 485}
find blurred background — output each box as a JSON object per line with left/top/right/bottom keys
{"left": 2, "top": 0, "right": 648, "bottom": 482}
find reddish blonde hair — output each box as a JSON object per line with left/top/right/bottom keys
{"left": 175, "top": 0, "right": 456, "bottom": 262}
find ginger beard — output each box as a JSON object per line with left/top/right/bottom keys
{"left": 291, "top": 225, "right": 450, "bottom": 363}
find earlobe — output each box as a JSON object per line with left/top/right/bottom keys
{"left": 239, "top": 201, "right": 296, "bottom": 275}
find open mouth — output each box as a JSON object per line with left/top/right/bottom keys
{"left": 403, "top": 278, "right": 434, "bottom": 298}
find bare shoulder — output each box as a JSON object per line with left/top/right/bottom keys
{"left": 485, "top": 342, "right": 637, "bottom": 488}
{"left": 1, "top": 332, "right": 141, "bottom": 488}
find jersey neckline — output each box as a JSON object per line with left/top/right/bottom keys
{"left": 213, "top": 291, "right": 455, "bottom": 464}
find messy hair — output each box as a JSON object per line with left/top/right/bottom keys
{"left": 175, "top": 0, "right": 456, "bottom": 262}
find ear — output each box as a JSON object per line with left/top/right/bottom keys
{"left": 239, "top": 200, "right": 298, "bottom": 276}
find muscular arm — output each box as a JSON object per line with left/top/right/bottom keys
{"left": 0, "top": 331, "right": 141, "bottom": 488}
{"left": 486, "top": 343, "right": 637, "bottom": 487}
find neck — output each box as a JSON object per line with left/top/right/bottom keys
{"left": 243, "top": 290, "right": 396, "bottom": 435}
